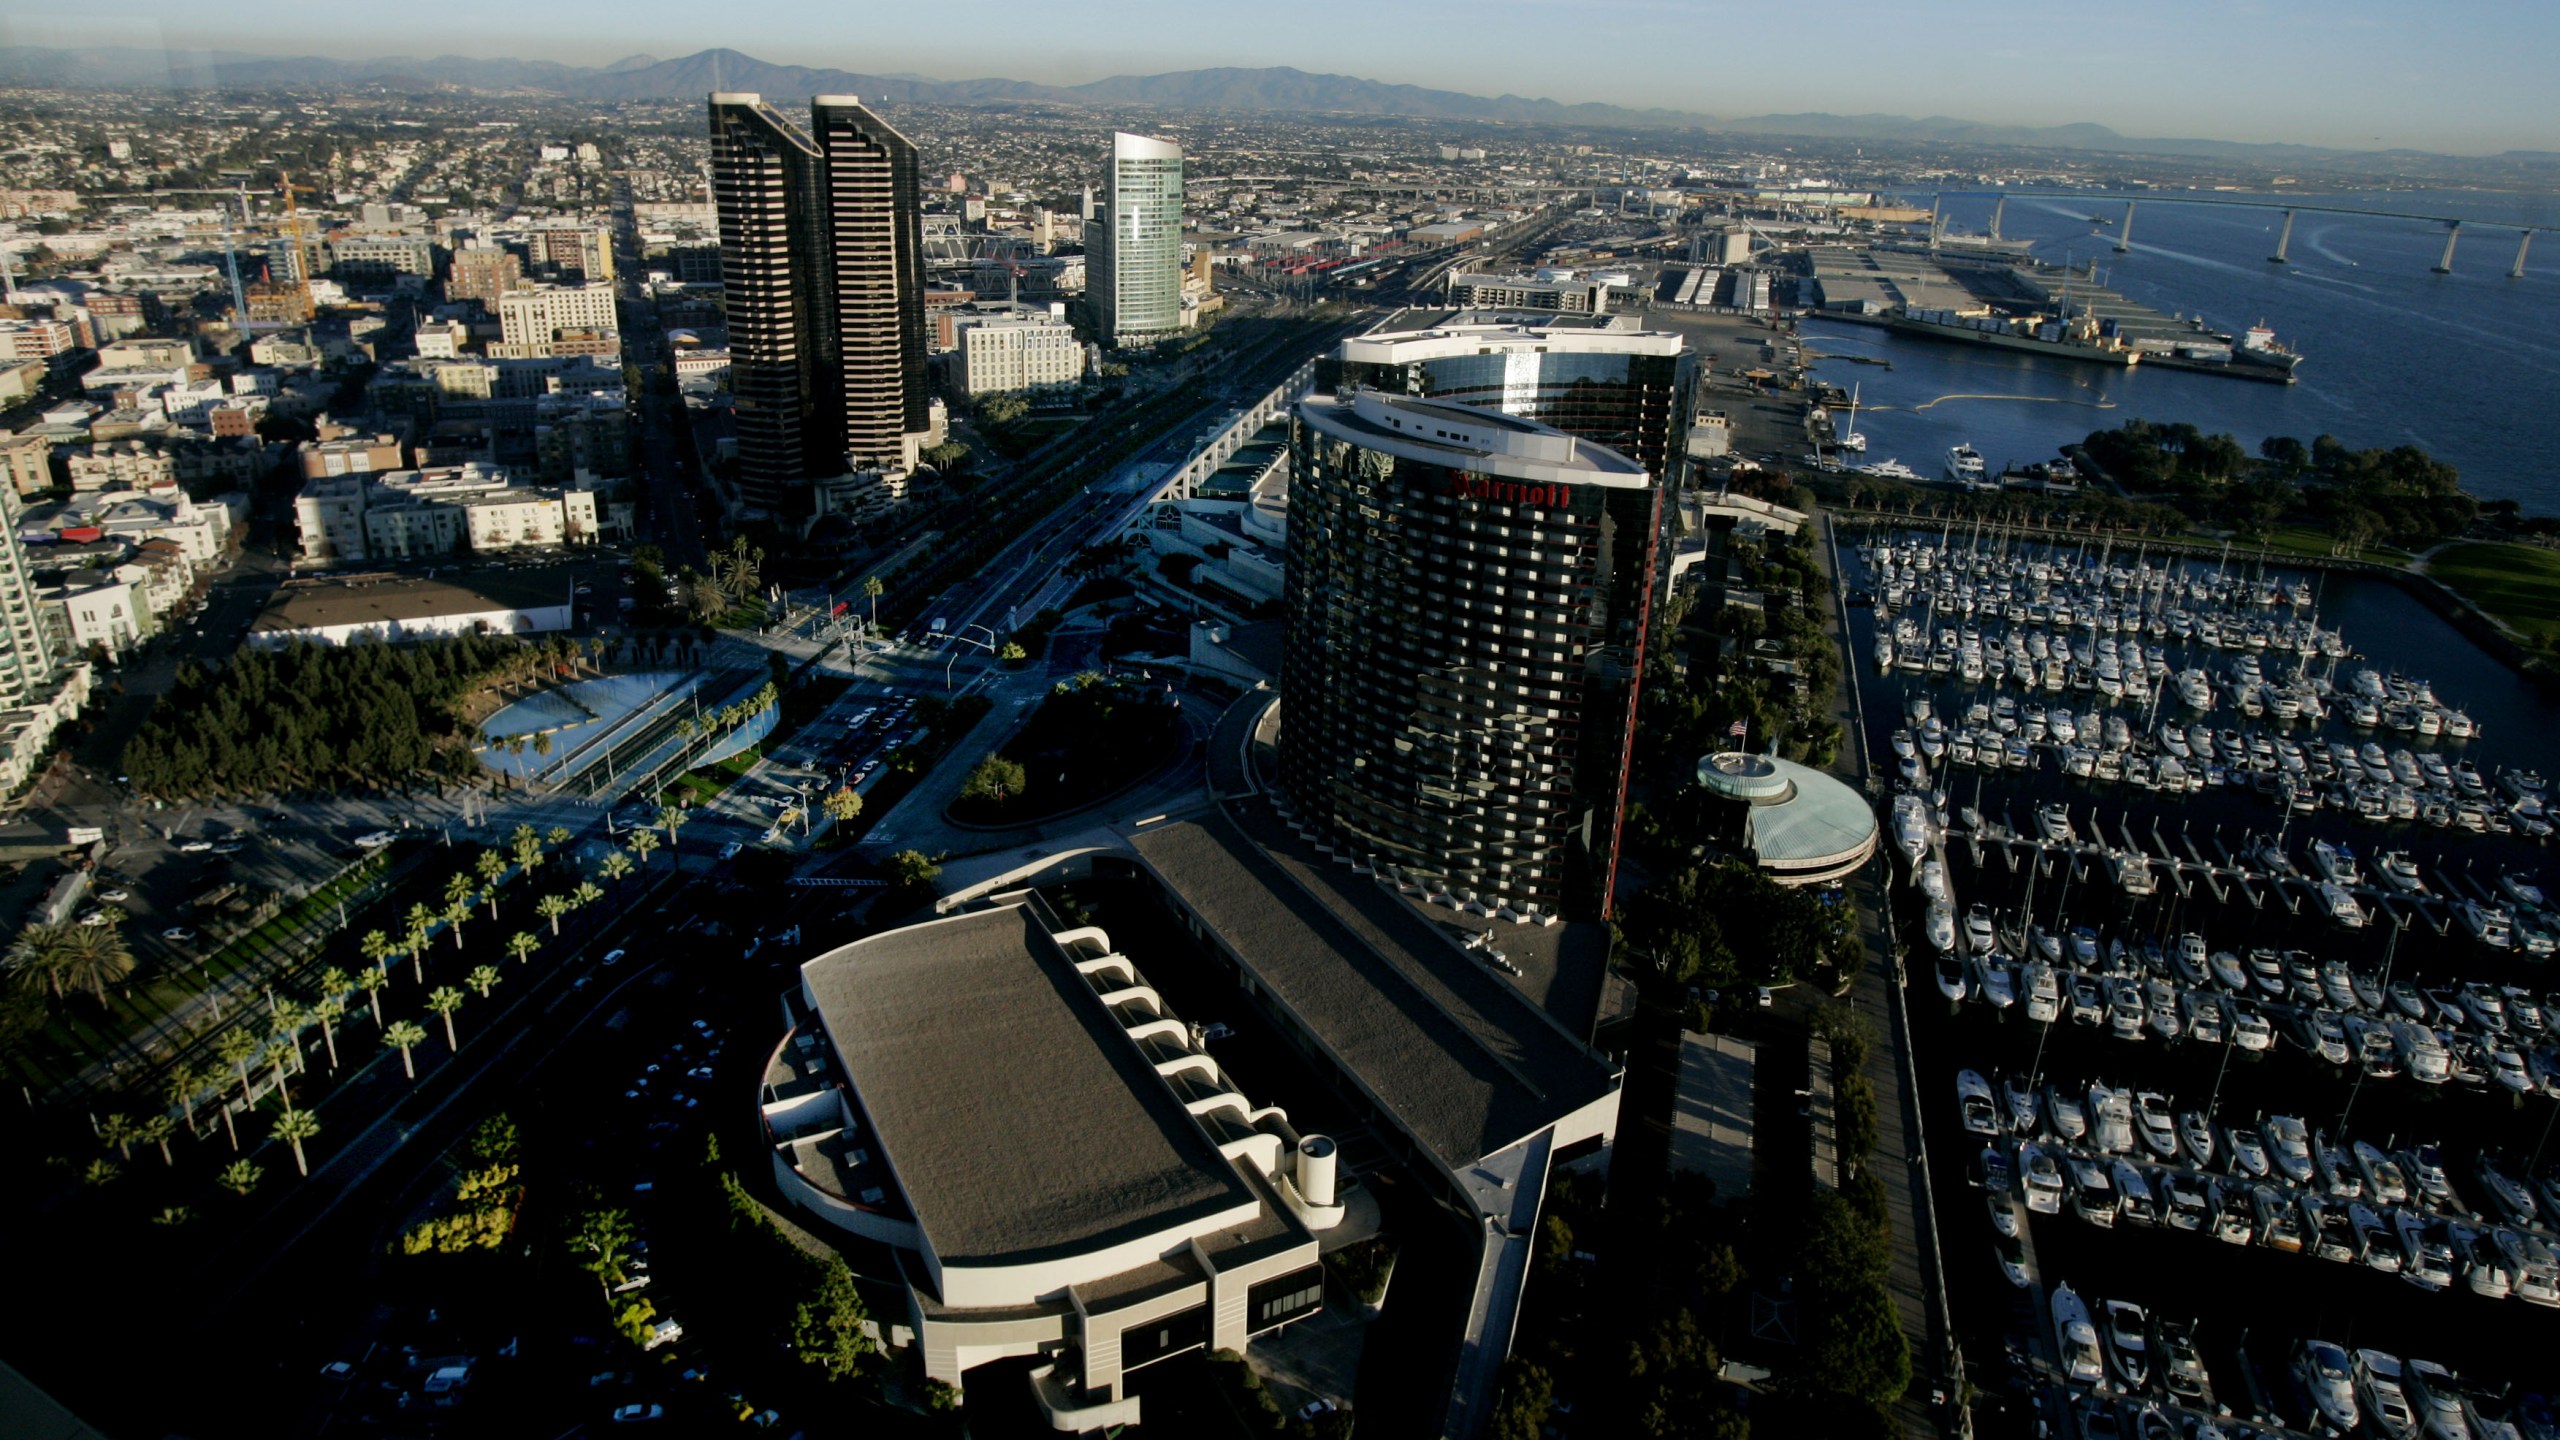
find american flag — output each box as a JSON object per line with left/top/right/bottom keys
{"left": 1729, "top": 718, "right": 1749, "bottom": 738}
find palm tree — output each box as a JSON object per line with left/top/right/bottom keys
{"left": 572, "top": 880, "right": 602, "bottom": 911}
{"left": 443, "top": 871, "right": 475, "bottom": 912}
{"left": 267, "top": 999, "right": 309, "bottom": 1099}
{"left": 215, "top": 1027, "right": 261, "bottom": 1103}
{"left": 316, "top": 965, "right": 353, "bottom": 1003}
{"left": 53, "top": 925, "right": 135, "bottom": 1001}
{"left": 153, "top": 1206, "right": 193, "bottom": 1227}
{"left": 403, "top": 905, "right": 433, "bottom": 983}
{"left": 5, "top": 923, "right": 68, "bottom": 998}
{"left": 425, "top": 986, "right": 464, "bottom": 1050}
{"left": 657, "top": 805, "right": 687, "bottom": 851}
{"left": 464, "top": 964, "right": 501, "bottom": 1000}
{"left": 511, "top": 822, "right": 543, "bottom": 873}
{"left": 862, "top": 573, "right": 885, "bottom": 641}
{"left": 627, "top": 829, "right": 660, "bottom": 866}
{"left": 99, "top": 1112, "right": 140, "bottom": 1161}
{"left": 823, "top": 787, "right": 863, "bottom": 825}
{"left": 359, "top": 929, "right": 394, "bottom": 982}
{"left": 442, "top": 896, "right": 472, "bottom": 949}
{"left": 82, "top": 1159, "right": 120, "bottom": 1188}
{"left": 598, "top": 850, "right": 634, "bottom": 884}
{"left": 505, "top": 932, "right": 540, "bottom": 967}
{"left": 536, "top": 894, "right": 572, "bottom": 936}
{"left": 383, "top": 1020, "right": 428, "bottom": 1080}
{"left": 216, "top": 1159, "right": 262, "bottom": 1196}
{"left": 138, "top": 1114, "right": 177, "bottom": 1166}
{"left": 312, "top": 995, "right": 347, "bottom": 1070}
{"left": 546, "top": 825, "right": 572, "bottom": 850}
{"left": 475, "top": 849, "right": 508, "bottom": 914}
{"left": 270, "top": 1109, "right": 320, "bottom": 1177}
{"left": 163, "top": 1062, "right": 208, "bottom": 1132}
{"left": 358, "top": 964, "right": 390, "bottom": 1025}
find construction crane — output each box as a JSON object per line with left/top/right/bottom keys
{"left": 276, "top": 171, "right": 322, "bottom": 314}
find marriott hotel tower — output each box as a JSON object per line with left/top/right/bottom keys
{"left": 1276, "top": 390, "right": 1664, "bottom": 922}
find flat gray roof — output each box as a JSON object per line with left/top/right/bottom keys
{"left": 251, "top": 565, "right": 573, "bottom": 635}
{"left": 800, "top": 904, "right": 1254, "bottom": 1271}
{"left": 1129, "top": 810, "right": 1618, "bottom": 1173}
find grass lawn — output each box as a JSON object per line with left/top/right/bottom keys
{"left": 2235, "top": 524, "right": 2414, "bottom": 566}
{"left": 2430, "top": 541, "right": 2560, "bottom": 645}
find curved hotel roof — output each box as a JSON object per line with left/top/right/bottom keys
{"left": 1696, "top": 751, "right": 1879, "bottom": 884}
{"left": 1298, "top": 390, "right": 1650, "bottom": 489}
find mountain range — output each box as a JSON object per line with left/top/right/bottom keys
{"left": 0, "top": 44, "right": 2527, "bottom": 165}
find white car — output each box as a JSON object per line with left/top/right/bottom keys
{"left": 161, "top": 926, "right": 197, "bottom": 943}
{"left": 720, "top": 840, "right": 743, "bottom": 860}
{"left": 353, "top": 831, "right": 398, "bottom": 849}
{"left": 177, "top": 840, "right": 215, "bottom": 853}
{"left": 610, "top": 1403, "right": 663, "bottom": 1422}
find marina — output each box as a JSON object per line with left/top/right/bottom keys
{"left": 1850, "top": 527, "right": 2560, "bottom": 1438}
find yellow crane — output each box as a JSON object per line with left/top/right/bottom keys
{"left": 276, "top": 171, "right": 323, "bottom": 313}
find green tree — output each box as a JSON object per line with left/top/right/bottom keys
{"left": 384, "top": 1019, "right": 428, "bottom": 1080}
{"left": 81, "top": 1158, "right": 120, "bottom": 1188}
{"left": 217, "top": 1159, "right": 263, "bottom": 1196}
{"left": 51, "top": 925, "right": 135, "bottom": 1001}
{"left": 99, "top": 1111, "right": 140, "bottom": 1161}
{"left": 505, "top": 931, "right": 540, "bottom": 967}
{"left": 425, "top": 987, "right": 465, "bottom": 1050}
{"left": 464, "top": 963, "right": 502, "bottom": 1000}
{"left": 267, "top": 999, "right": 309, "bottom": 1101}
{"left": 5, "top": 924, "right": 70, "bottom": 999}
{"left": 443, "top": 870, "right": 476, "bottom": 912}
{"left": 536, "top": 893, "right": 572, "bottom": 936}
{"left": 403, "top": 903, "right": 435, "bottom": 982}
{"left": 997, "top": 641, "right": 1028, "bottom": 664}
{"left": 442, "top": 897, "right": 472, "bottom": 949}
{"left": 270, "top": 1108, "right": 321, "bottom": 1177}
{"left": 791, "top": 1252, "right": 878, "bottom": 1380}
{"left": 572, "top": 880, "right": 603, "bottom": 910}
{"left": 885, "top": 850, "right": 941, "bottom": 889}
{"left": 568, "top": 1207, "right": 637, "bottom": 1287}
{"left": 546, "top": 825, "right": 572, "bottom": 850}
{"left": 657, "top": 805, "right": 687, "bottom": 851}
{"left": 627, "top": 828, "right": 661, "bottom": 866}
{"left": 153, "top": 1205, "right": 194, "bottom": 1228}
{"left": 961, "top": 754, "right": 1028, "bottom": 804}
{"left": 598, "top": 849, "right": 634, "bottom": 884}
{"left": 511, "top": 822, "right": 543, "bottom": 873}
{"left": 822, "top": 787, "right": 863, "bottom": 825}
{"left": 475, "top": 849, "right": 508, "bottom": 915}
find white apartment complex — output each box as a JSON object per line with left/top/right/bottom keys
{"left": 294, "top": 462, "right": 603, "bottom": 565}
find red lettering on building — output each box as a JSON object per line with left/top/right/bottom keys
{"left": 1440, "top": 473, "right": 1572, "bottom": 510}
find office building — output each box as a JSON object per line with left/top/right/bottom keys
{"left": 1277, "top": 390, "right": 1663, "bottom": 921}
{"left": 762, "top": 896, "right": 1332, "bottom": 1429}
{"left": 1333, "top": 310, "right": 1696, "bottom": 484}
{"left": 327, "top": 235, "right": 437, "bottom": 283}
{"left": 1086, "top": 132, "right": 1185, "bottom": 347}
{"left": 708, "top": 93, "right": 932, "bottom": 518}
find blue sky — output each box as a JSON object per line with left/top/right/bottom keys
{"left": 6, "top": 0, "right": 2552, "bottom": 153}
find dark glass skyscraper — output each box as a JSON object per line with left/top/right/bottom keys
{"left": 1276, "top": 390, "right": 1662, "bottom": 921}
{"left": 708, "top": 93, "right": 929, "bottom": 518}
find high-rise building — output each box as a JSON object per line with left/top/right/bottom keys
{"left": 708, "top": 92, "right": 931, "bottom": 518}
{"left": 1332, "top": 310, "right": 1697, "bottom": 484}
{"left": 526, "top": 226, "right": 616, "bottom": 284}
{"left": 1277, "top": 390, "right": 1663, "bottom": 922}
{"left": 1086, "top": 132, "right": 1184, "bottom": 347}
{"left": 0, "top": 483, "right": 58, "bottom": 706}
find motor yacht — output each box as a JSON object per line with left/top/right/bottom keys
{"left": 1955, "top": 1069, "right": 2000, "bottom": 1136}
{"left": 2051, "top": 1283, "right": 2104, "bottom": 1386}
{"left": 2020, "top": 1143, "right": 2066, "bottom": 1215}
{"left": 2101, "top": 1298, "right": 2152, "bottom": 1391}
{"left": 2350, "top": 1203, "right": 2400, "bottom": 1273}
{"left": 2228, "top": 1128, "right": 2272, "bottom": 1179}
{"left": 2257, "top": 1185, "right": 2306, "bottom": 1253}
{"left": 2133, "top": 1091, "right": 2178, "bottom": 1159}
{"left": 2265, "top": 1114, "right": 2316, "bottom": 1184}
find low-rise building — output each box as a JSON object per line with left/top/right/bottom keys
{"left": 247, "top": 565, "right": 576, "bottom": 647}
{"left": 496, "top": 283, "right": 620, "bottom": 359}
{"left": 293, "top": 462, "right": 603, "bottom": 564}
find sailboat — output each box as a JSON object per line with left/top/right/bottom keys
{"left": 1836, "top": 382, "right": 1868, "bottom": 453}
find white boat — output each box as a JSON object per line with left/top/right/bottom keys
{"left": 2459, "top": 899, "right": 2514, "bottom": 950}
{"left": 2376, "top": 850, "right": 2427, "bottom": 895}
{"left": 1890, "top": 793, "right": 1932, "bottom": 867}
{"left": 2022, "top": 961, "right": 2061, "bottom": 1024}
{"left": 2265, "top": 1114, "right": 2315, "bottom": 1184}
{"left": 2035, "top": 802, "right": 2076, "bottom": 844}
{"left": 1924, "top": 902, "right": 1957, "bottom": 955}
{"left": 1955, "top": 1069, "right": 2001, "bottom": 1136}
{"left": 2309, "top": 838, "right": 2364, "bottom": 887}
{"left": 2115, "top": 850, "right": 2157, "bottom": 896}
{"left": 2051, "top": 1283, "right": 2104, "bottom": 1386}
{"left": 1945, "top": 443, "right": 1989, "bottom": 488}
{"left": 2321, "top": 881, "right": 2367, "bottom": 929}
{"left": 1963, "top": 905, "right": 1998, "bottom": 957}
{"left": 1918, "top": 857, "right": 1954, "bottom": 908}
{"left": 2133, "top": 1090, "right": 2178, "bottom": 1159}
{"left": 2179, "top": 1110, "right": 2216, "bottom": 1167}
{"left": 2021, "top": 1143, "right": 2066, "bottom": 1215}
{"left": 2498, "top": 870, "right": 2548, "bottom": 910}
{"left": 2088, "top": 1084, "right": 2136, "bottom": 1154}
{"left": 1974, "top": 955, "right": 2016, "bottom": 1009}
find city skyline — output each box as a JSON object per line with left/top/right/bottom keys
{"left": 3, "top": 1, "right": 2555, "bottom": 155}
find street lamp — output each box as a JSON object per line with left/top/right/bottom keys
{"left": 944, "top": 624, "right": 999, "bottom": 691}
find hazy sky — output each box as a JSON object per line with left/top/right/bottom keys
{"left": 6, "top": 0, "right": 2553, "bottom": 153}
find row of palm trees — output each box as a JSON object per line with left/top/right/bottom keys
{"left": 82, "top": 816, "right": 656, "bottom": 1202}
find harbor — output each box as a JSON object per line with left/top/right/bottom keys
{"left": 1847, "top": 526, "right": 2560, "bottom": 1439}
